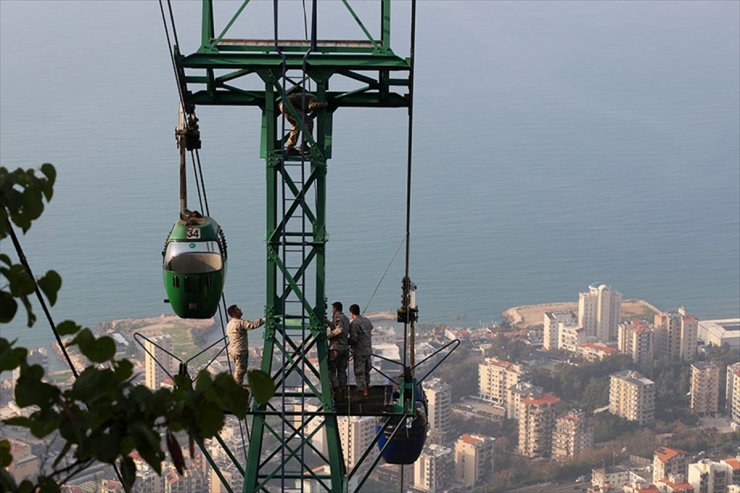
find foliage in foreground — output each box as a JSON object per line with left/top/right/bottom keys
{"left": 0, "top": 164, "right": 273, "bottom": 492}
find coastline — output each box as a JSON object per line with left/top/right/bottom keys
{"left": 502, "top": 298, "right": 661, "bottom": 328}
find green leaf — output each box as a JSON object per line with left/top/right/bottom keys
{"left": 3, "top": 416, "right": 33, "bottom": 429}
{"left": 166, "top": 429, "right": 186, "bottom": 475}
{"left": 129, "top": 423, "right": 164, "bottom": 474}
{"left": 15, "top": 364, "right": 59, "bottom": 409}
{"left": 120, "top": 455, "right": 136, "bottom": 492}
{"left": 21, "top": 186, "right": 44, "bottom": 222}
{"left": 37, "top": 270, "right": 62, "bottom": 306}
{"left": 8, "top": 264, "right": 35, "bottom": 297}
{"left": 40, "top": 163, "right": 56, "bottom": 200}
{"left": 0, "top": 338, "right": 25, "bottom": 372}
{"left": 0, "top": 293, "right": 18, "bottom": 323}
{"left": 248, "top": 369, "right": 275, "bottom": 406}
{"left": 0, "top": 439, "right": 12, "bottom": 467}
{"left": 69, "top": 330, "right": 116, "bottom": 363}
{"left": 56, "top": 320, "right": 81, "bottom": 336}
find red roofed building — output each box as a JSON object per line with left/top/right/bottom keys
{"left": 653, "top": 447, "right": 690, "bottom": 484}
{"left": 518, "top": 393, "right": 560, "bottom": 458}
{"left": 578, "top": 342, "right": 619, "bottom": 362}
{"left": 478, "top": 358, "right": 523, "bottom": 405}
{"left": 721, "top": 457, "right": 740, "bottom": 484}
{"left": 454, "top": 433, "right": 495, "bottom": 487}
{"left": 552, "top": 410, "right": 594, "bottom": 460}
{"left": 656, "top": 479, "right": 695, "bottom": 492}
{"left": 618, "top": 320, "right": 655, "bottom": 365}
{"left": 653, "top": 307, "right": 698, "bottom": 361}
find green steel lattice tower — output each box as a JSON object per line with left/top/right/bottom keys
{"left": 173, "top": 1, "right": 413, "bottom": 491}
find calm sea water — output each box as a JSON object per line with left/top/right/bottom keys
{"left": 1, "top": 1, "right": 738, "bottom": 352}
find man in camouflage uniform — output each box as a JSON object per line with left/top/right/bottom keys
{"left": 278, "top": 86, "right": 328, "bottom": 154}
{"left": 226, "top": 304, "right": 265, "bottom": 386}
{"left": 348, "top": 303, "right": 373, "bottom": 397}
{"left": 326, "top": 301, "right": 350, "bottom": 399}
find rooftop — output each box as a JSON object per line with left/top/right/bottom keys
{"left": 654, "top": 447, "right": 688, "bottom": 463}
{"left": 522, "top": 393, "right": 560, "bottom": 406}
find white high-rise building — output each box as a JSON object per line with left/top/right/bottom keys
{"left": 552, "top": 410, "right": 593, "bottom": 461}
{"left": 414, "top": 444, "right": 453, "bottom": 493}
{"left": 478, "top": 358, "right": 522, "bottom": 405}
{"left": 144, "top": 334, "right": 174, "bottom": 389}
{"left": 425, "top": 378, "right": 452, "bottom": 443}
{"left": 725, "top": 362, "right": 740, "bottom": 421}
{"left": 609, "top": 370, "right": 655, "bottom": 425}
{"left": 688, "top": 459, "right": 731, "bottom": 493}
{"left": 517, "top": 393, "right": 560, "bottom": 458}
{"left": 617, "top": 321, "right": 654, "bottom": 365}
{"left": 337, "top": 416, "right": 375, "bottom": 471}
{"left": 454, "top": 434, "right": 495, "bottom": 488}
{"left": 578, "top": 284, "right": 622, "bottom": 342}
{"left": 654, "top": 307, "right": 698, "bottom": 361}
{"left": 690, "top": 361, "right": 721, "bottom": 416}
{"left": 543, "top": 311, "right": 577, "bottom": 351}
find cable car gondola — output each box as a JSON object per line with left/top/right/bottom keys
{"left": 162, "top": 211, "right": 227, "bottom": 319}
{"left": 376, "top": 375, "right": 428, "bottom": 465}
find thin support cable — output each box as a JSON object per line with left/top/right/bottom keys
{"left": 402, "top": 0, "right": 418, "bottom": 370}
{"left": 362, "top": 235, "right": 405, "bottom": 315}
{"left": 5, "top": 220, "right": 132, "bottom": 490}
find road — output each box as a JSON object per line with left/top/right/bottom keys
{"left": 505, "top": 481, "right": 587, "bottom": 493}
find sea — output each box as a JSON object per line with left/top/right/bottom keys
{"left": 1, "top": 1, "right": 738, "bottom": 354}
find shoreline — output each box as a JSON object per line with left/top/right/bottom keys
{"left": 502, "top": 298, "right": 661, "bottom": 328}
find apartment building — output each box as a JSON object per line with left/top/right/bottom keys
{"left": 690, "top": 361, "right": 721, "bottom": 416}
{"left": 144, "top": 334, "right": 174, "bottom": 389}
{"left": 454, "top": 433, "right": 495, "bottom": 488}
{"left": 653, "top": 447, "right": 690, "bottom": 484}
{"left": 617, "top": 320, "right": 654, "bottom": 365}
{"left": 517, "top": 393, "right": 559, "bottom": 458}
{"left": 507, "top": 382, "right": 543, "bottom": 421}
{"left": 726, "top": 362, "right": 740, "bottom": 424}
{"left": 479, "top": 358, "right": 523, "bottom": 405}
{"left": 425, "top": 378, "right": 452, "bottom": 444}
{"left": 688, "top": 459, "right": 731, "bottom": 493}
{"left": 578, "top": 283, "right": 622, "bottom": 342}
{"left": 414, "top": 444, "right": 453, "bottom": 493}
{"left": 552, "top": 410, "right": 593, "bottom": 461}
{"left": 559, "top": 324, "right": 587, "bottom": 353}
{"left": 654, "top": 307, "right": 698, "bottom": 361}
{"left": 543, "top": 311, "right": 577, "bottom": 351}
{"left": 609, "top": 370, "right": 655, "bottom": 425}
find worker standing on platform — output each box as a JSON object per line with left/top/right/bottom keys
{"left": 326, "top": 301, "right": 350, "bottom": 399}
{"left": 226, "top": 304, "right": 265, "bottom": 386}
{"left": 348, "top": 303, "right": 373, "bottom": 397}
{"left": 279, "top": 86, "right": 328, "bottom": 154}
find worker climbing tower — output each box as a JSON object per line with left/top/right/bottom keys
{"left": 160, "top": 1, "right": 429, "bottom": 491}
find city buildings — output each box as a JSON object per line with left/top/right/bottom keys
{"left": 507, "top": 382, "right": 543, "bottom": 421}
{"left": 453, "top": 433, "right": 495, "bottom": 488}
{"left": 425, "top": 378, "right": 452, "bottom": 444}
{"left": 552, "top": 410, "right": 593, "bottom": 461}
{"left": 653, "top": 447, "right": 690, "bottom": 484}
{"left": 653, "top": 307, "right": 698, "bottom": 361}
{"left": 478, "top": 358, "right": 523, "bottom": 405}
{"left": 690, "top": 361, "right": 721, "bottom": 416}
{"left": 578, "top": 283, "right": 622, "bottom": 342}
{"left": 559, "top": 324, "right": 587, "bottom": 353}
{"left": 697, "top": 318, "right": 740, "bottom": 351}
{"left": 609, "top": 370, "right": 655, "bottom": 424}
{"left": 144, "top": 334, "right": 174, "bottom": 389}
{"left": 577, "top": 342, "right": 618, "bottom": 362}
{"left": 618, "top": 320, "right": 654, "bottom": 365}
{"left": 543, "top": 311, "right": 577, "bottom": 351}
{"left": 413, "top": 444, "right": 453, "bottom": 493}
{"left": 517, "top": 393, "right": 559, "bottom": 458}
{"left": 726, "top": 362, "right": 740, "bottom": 426}
{"left": 688, "top": 459, "right": 732, "bottom": 493}
{"left": 337, "top": 415, "right": 376, "bottom": 471}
